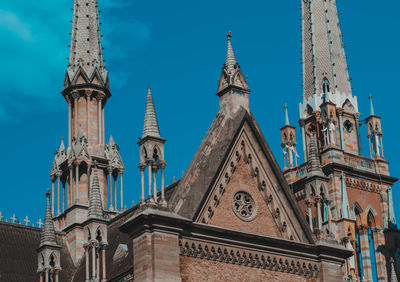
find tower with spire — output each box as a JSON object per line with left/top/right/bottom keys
{"left": 280, "top": 0, "right": 398, "bottom": 281}
{"left": 138, "top": 88, "right": 167, "bottom": 206}
{"left": 48, "top": 0, "right": 124, "bottom": 264}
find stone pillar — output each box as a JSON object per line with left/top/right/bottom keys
{"left": 114, "top": 175, "right": 117, "bottom": 210}
{"left": 101, "top": 246, "right": 107, "bottom": 282}
{"left": 108, "top": 166, "right": 113, "bottom": 211}
{"left": 62, "top": 181, "right": 66, "bottom": 212}
{"left": 316, "top": 196, "right": 322, "bottom": 230}
{"left": 96, "top": 247, "right": 100, "bottom": 280}
{"left": 337, "top": 109, "right": 345, "bottom": 150}
{"left": 97, "top": 97, "right": 102, "bottom": 144}
{"left": 102, "top": 104, "right": 105, "bottom": 145}
{"left": 373, "top": 227, "right": 387, "bottom": 281}
{"left": 85, "top": 245, "right": 89, "bottom": 281}
{"left": 51, "top": 177, "right": 55, "bottom": 215}
{"left": 86, "top": 91, "right": 90, "bottom": 141}
{"left": 133, "top": 231, "right": 181, "bottom": 281}
{"left": 306, "top": 200, "right": 313, "bottom": 230}
{"left": 120, "top": 173, "right": 123, "bottom": 211}
{"left": 152, "top": 164, "right": 158, "bottom": 202}
{"left": 67, "top": 97, "right": 72, "bottom": 147}
{"left": 148, "top": 160, "right": 153, "bottom": 200}
{"left": 299, "top": 119, "right": 307, "bottom": 162}
{"left": 87, "top": 165, "right": 91, "bottom": 204}
{"left": 380, "top": 135, "right": 384, "bottom": 158}
{"left": 44, "top": 269, "right": 49, "bottom": 282}
{"left": 139, "top": 164, "right": 145, "bottom": 203}
{"left": 354, "top": 113, "right": 362, "bottom": 156}
{"left": 160, "top": 162, "right": 166, "bottom": 206}
{"left": 57, "top": 172, "right": 61, "bottom": 215}
{"left": 39, "top": 272, "right": 43, "bottom": 282}
{"left": 75, "top": 164, "right": 79, "bottom": 204}
{"left": 73, "top": 92, "right": 79, "bottom": 139}
{"left": 359, "top": 224, "right": 373, "bottom": 281}
{"left": 69, "top": 166, "right": 73, "bottom": 207}
{"left": 92, "top": 242, "right": 96, "bottom": 279}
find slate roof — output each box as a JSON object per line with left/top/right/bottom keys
{"left": 0, "top": 222, "right": 74, "bottom": 282}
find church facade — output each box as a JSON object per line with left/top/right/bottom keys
{"left": 0, "top": 0, "right": 398, "bottom": 281}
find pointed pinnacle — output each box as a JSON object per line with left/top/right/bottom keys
{"left": 40, "top": 189, "right": 58, "bottom": 247}
{"left": 142, "top": 88, "right": 161, "bottom": 139}
{"left": 369, "top": 93, "right": 375, "bottom": 116}
{"left": 225, "top": 31, "right": 237, "bottom": 73}
{"left": 88, "top": 163, "right": 103, "bottom": 219}
{"left": 284, "top": 104, "right": 290, "bottom": 126}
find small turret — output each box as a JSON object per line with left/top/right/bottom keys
{"left": 280, "top": 104, "right": 297, "bottom": 169}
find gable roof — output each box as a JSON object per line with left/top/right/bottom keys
{"left": 0, "top": 222, "right": 75, "bottom": 281}
{"left": 168, "top": 106, "right": 314, "bottom": 243}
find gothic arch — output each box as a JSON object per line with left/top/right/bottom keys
{"left": 352, "top": 202, "right": 363, "bottom": 224}
{"left": 365, "top": 204, "right": 378, "bottom": 218}
{"left": 342, "top": 99, "right": 355, "bottom": 113}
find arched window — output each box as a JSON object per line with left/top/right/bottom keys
{"left": 367, "top": 212, "right": 378, "bottom": 281}
{"left": 322, "top": 77, "right": 330, "bottom": 94}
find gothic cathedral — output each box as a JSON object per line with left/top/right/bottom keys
{"left": 0, "top": 0, "right": 398, "bottom": 281}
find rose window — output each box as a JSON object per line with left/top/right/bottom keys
{"left": 232, "top": 191, "right": 257, "bottom": 221}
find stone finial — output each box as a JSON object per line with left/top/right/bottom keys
{"left": 284, "top": 104, "right": 290, "bottom": 126}
{"left": 225, "top": 31, "right": 237, "bottom": 74}
{"left": 369, "top": 93, "right": 375, "bottom": 116}
{"left": 88, "top": 162, "right": 104, "bottom": 219}
{"left": 40, "top": 189, "right": 58, "bottom": 247}
{"left": 59, "top": 137, "right": 66, "bottom": 152}
{"left": 142, "top": 88, "right": 162, "bottom": 139}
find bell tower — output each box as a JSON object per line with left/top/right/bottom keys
{"left": 48, "top": 0, "right": 125, "bottom": 265}
{"left": 282, "top": 1, "right": 399, "bottom": 281}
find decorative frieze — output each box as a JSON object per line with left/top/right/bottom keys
{"left": 179, "top": 239, "right": 319, "bottom": 278}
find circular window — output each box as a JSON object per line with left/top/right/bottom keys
{"left": 232, "top": 191, "right": 257, "bottom": 221}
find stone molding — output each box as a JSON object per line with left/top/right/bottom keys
{"left": 179, "top": 238, "right": 319, "bottom": 278}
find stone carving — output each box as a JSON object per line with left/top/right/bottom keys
{"left": 232, "top": 191, "right": 257, "bottom": 221}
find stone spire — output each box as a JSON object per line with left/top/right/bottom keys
{"left": 65, "top": 0, "right": 108, "bottom": 88}
{"left": 340, "top": 172, "right": 350, "bottom": 219}
{"left": 142, "top": 88, "right": 161, "bottom": 139}
{"left": 369, "top": 94, "right": 375, "bottom": 116}
{"left": 301, "top": 0, "right": 352, "bottom": 100}
{"left": 88, "top": 164, "right": 103, "bottom": 219}
{"left": 39, "top": 190, "right": 58, "bottom": 247}
{"left": 59, "top": 138, "right": 65, "bottom": 152}
{"left": 307, "top": 132, "right": 323, "bottom": 176}
{"left": 390, "top": 257, "right": 398, "bottom": 282}
{"left": 217, "top": 32, "right": 249, "bottom": 94}
{"left": 284, "top": 104, "right": 290, "bottom": 126}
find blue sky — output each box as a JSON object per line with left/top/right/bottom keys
{"left": 0, "top": 0, "right": 399, "bottom": 225}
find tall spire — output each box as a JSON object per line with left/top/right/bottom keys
{"left": 301, "top": 0, "right": 352, "bottom": 100}
{"left": 66, "top": 0, "right": 108, "bottom": 88}
{"left": 284, "top": 104, "right": 290, "bottom": 126}
{"left": 217, "top": 32, "right": 249, "bottom": 94}
{"left": 369, "top": 94, "right": 375, "bottom": 116}
{"left": 88, "top": 164, "right": 103, "bottom": 219}
{"left": 307, "top": 132, "right": 323, "bottom": 176}
{"left": 341, "top": 172, "right": 350, "bottom": 219}
{"left": 142, "top": 88, "right": 161, "bottom": 139}
{"left": 40, "top": 189, "right": 58, "bottom": 247}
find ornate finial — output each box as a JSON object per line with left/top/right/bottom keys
{"left": 226, "top": 31, "right": 232, "bottom": 39}
{"left": 284, "top": 104, "right": 290, "bottom": 126}
{"left": 88, "top": 166, "right": 103, "bottom": 219}
{"left": 40, "top": 189, "right": 58, "bottom": 246}
{"left": 368, "top": 93, "right": 375, "bottom": 116}
{"left": 93, "top": 160, "right": 98, "bottom": 168}
{"left": 0, "top": 211, "right": 3, "bottom": 221}
{"left": 142, "top": 88, "right": 162, "bottom": 139}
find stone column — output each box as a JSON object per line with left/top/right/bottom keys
{"left": 299, "top": 119, "right": 307, "bottom": 162}
{"left": 44, "top": 268, "right": 49, "bottom": 282}
{"left": 306, "top": 200, "right": 313, "bottom": 230}
{"left": 97, "top": 97, "right": 102, "bottom": 144}
{"left": 379, "top": 135, "right": 384, "bottom": 158}
{"left": 39, "top": 272, "right": 43, "bottom": 282}
{"left": 51, "top": 177, "right": 55, "bottom": 215}
{"left": 67, "top": 97, "right": 72, "bottom": 147}
{"left": 72, "top": 92, "right": 79, "bottom": 139}
{"left": 87, "top": 165, "right": 91, "bottom": 203}
{"left": 120, "top": 173, "right": 123, "bottom": 211}
{"left": 368, "top": 134, "right": 373, "bottom": 158}
{"left": 148, "top": 160, "right": 153, "bottom": 201}
{"left": 92, "top": 242, "right": 96, "bottom": 279}
{"left": 56, "top": 171, "right": 62, "bottom": 215}
{"left": 359, "top": 224, "right": 373, "bottom": 281}
{"left": 75, "top": 163, "right": 79, "bottom": 204}
{"left": 114, "top": 175, "right": 117, "bottom": 210}
{"left": 373, "top": 227, "right": 387, "bottom": 281}
{"left": 160, "top": 161, "right": 167, "bottom": 206}
{"left": 139, "top": 164, "right": 145, "bottom": 203}
{"left": 96, "top": 247, "right": 100, "bottom": 280}
{"left": 107, "top": 166, "right": 113, "bottom": 211}
{"left": 85, "top": 245, "right": 90, "bottom": 281}
{"left": 102, "top": 104, "right": 105, "bottom": 145}
{"left": 315, "top": 196, "right": 322, "bottom": 230}
{"left": 152, "top": 164, "right": 158, "bottom": 202}
{"left": 86, "top": 91, "right": 90, "bottom": 141}
{"left": 337, "top": 109, "right": 345, "bottom": 150}
{"left": 354, "top": 113, "right": 362, "bottom": 156}
{"left": 101, "top": 246, "right": 107, "bottom": 282}
{"left": 62, "top": 181, "right": 66, "bottom": 212}
{"left": 54, "top": 270, "right": 59, "bottom": 282}
{"left": 69, "top": 166, "right": 73, "bottom": 207}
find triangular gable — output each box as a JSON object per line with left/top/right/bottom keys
{"left": 169, "top": 107, "right": 314, "bottom": 243}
